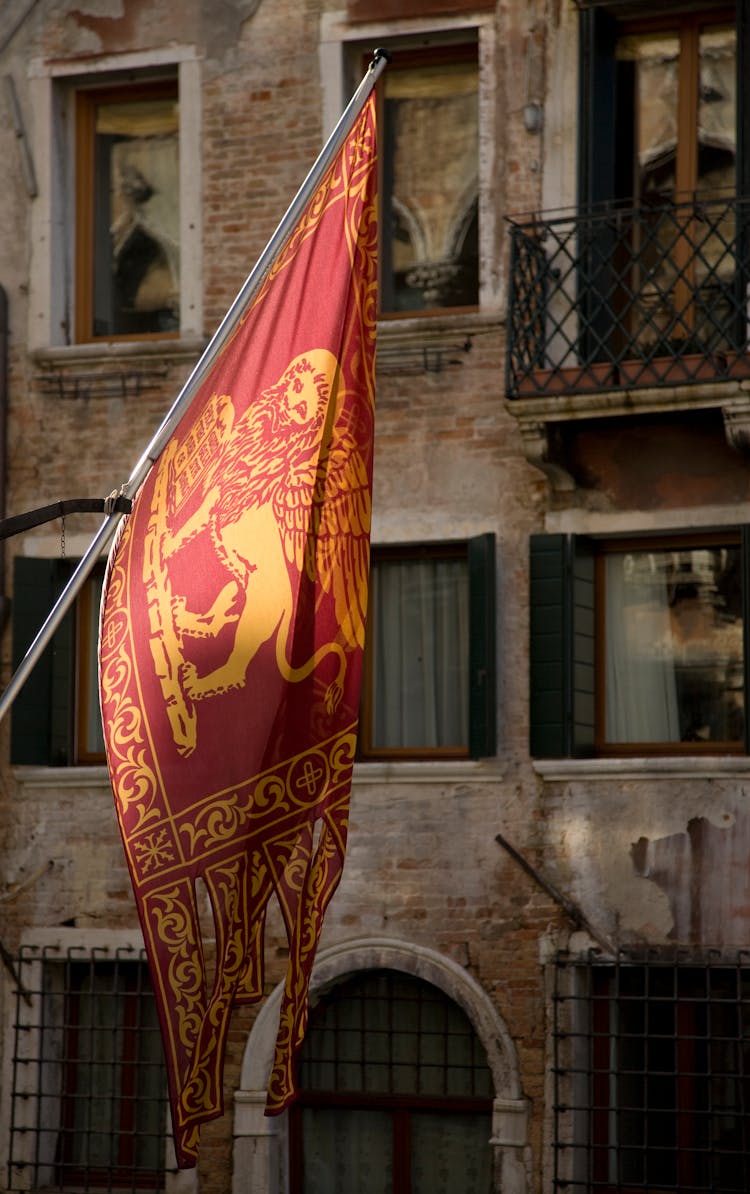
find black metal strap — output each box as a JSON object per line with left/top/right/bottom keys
{"left": 0, "top": 496, "right": 132, "bottom": 541}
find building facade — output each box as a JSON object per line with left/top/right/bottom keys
{"left": 0, "top": 1, "right": 747, "bottom": 1192}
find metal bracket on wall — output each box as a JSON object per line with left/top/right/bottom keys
{"left": 0, "top": 495, "right": 133, "bottom": 540}
{"left": 495, "top": 832, "right": 616, "bottom": 955}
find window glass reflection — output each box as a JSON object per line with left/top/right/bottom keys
{"left": 382, "top": 53, "right": 478, "bottom": 313}
{"left": 604, "top": 545, "right": 743, "bottom": 745}
{"left": 92, "top": 94, "right": 179, "bottom": 336}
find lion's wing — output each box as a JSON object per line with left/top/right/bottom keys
{"left": 277, "top": 425, "right": 371, "bottom": 652}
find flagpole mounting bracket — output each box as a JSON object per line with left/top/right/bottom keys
{"left": 0, "top": 495, "right": 133, "bottom": 541}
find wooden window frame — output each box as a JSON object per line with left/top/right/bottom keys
{"left": 75, "top": 78, "right": 179, "bottom": 345}
{"left": 359, "top": 536, "right": 495, "bottom": 762}
{"left": 616, "top": 9, "right": 736, "bottom": 334}
{"left": 11, "top": 557, "right": 107, "bottom": 766}
{"left": 594, "top": 530, "right": 743, "bottom": 757}
{"left": 615, "top": 7, "right": 735, "bottom": 198}
{"left": 529, "top": 528, "right": 750, "bottom": 760}
{"left": 75, "top": 564, "right": 106, "bottom": 764}
{"left": 361, "top": 541, "right": 469, "bottom": 761}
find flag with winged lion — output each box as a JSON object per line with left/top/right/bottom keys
{"left": 99, "top": 95, "right": 377, "bottom": 1169}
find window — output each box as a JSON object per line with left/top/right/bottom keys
{"left": 529, "top": 529, "right": 750, "bottom": 758}
{"left": 75, "top": 80, "right": 180, "bottom": 341}
{"left": 581, "top": 6, "right": 739, "bottom": 207}
{"left": 27, "top": 50, "right": 201, "bottom": 351}
{"left": 377, "top": 43, "right": 479, "bottom": 316}
{"left": 360, "top": 536, "right": 496, "bottom": 760}
{"left": 11, "top": 557, "right": 106, "bottom": 766}
{"left": 8, "top": 948, "right": 168, "bottom": 1192}
{"left": 577, "top": 4, "right": 747, "bottom": 363}
{"left": 552, "top": 951, "right": 750, "bottom": 1194}
{"left": 288, "top": 969, "right": 494, "bottom": 1193}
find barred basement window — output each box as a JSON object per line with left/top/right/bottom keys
{"left": 553, "top": 949, "right": 750, "bottom": 1194}
{"left": 7, "top": 947, "right": 170, "bottom": 1192}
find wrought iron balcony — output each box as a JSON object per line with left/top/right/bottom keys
{"left": 505, "top": 195, "right": 750, "bottom": 399}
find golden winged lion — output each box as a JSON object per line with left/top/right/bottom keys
{"left": 143, "top": 348, "right": 371, "bottom": 757}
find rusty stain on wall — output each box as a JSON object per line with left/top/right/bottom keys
{"left": 69, "top": 3, "right": 145, "bottom": 48}
{"left": 559, "top": 411, "right": 750, "bottom": 509}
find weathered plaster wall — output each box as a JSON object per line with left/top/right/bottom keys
{"left": 535, "top": 767, "right": 750, "bottom": 945}
{"left": 0, "top": 2, "right": 747, "bottom": 1193}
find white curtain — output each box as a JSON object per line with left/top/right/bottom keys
{"left": 372, "top": 559, "right": 469, "bottom": 749}
{"left": 411, "top": 1112, "right": 492, "bottom": 1193}
{"left": 302, "top": 1108, "right": 393, "bottom": 1194}
{"left": 605, "top": 553, "right": 681, "bottom": 743}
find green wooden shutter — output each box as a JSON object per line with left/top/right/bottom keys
{"left": 570, "top": 536, "right": 595, "bottom": 757}
{"left": 529, "top": 534, "right": 595, "bottom": 758}
{"left": 743, "top": 526, "right": 750, "bottom": 755}
{"left": 11, "top": 557, "right": 75, "bottom": 766}
{"left": 577, "top": 9, "right": 620, "bottom": 367}
{"left": 530, "top": 534, "right": 568, "bottom": 758}
{"left": 468, "top": 532, "right": 496, "bottom": 759}
{"left": 735, "top": 2, "right": 750, "bottom": 352}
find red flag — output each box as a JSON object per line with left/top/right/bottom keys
{"left": 99, "top": 96, "right": 377, "bottom": 1168}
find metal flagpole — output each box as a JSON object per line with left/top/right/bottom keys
{"left": 0, "top": 47, "right": 390, "bottom": 725}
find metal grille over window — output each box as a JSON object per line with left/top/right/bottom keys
{"left": 291, "top": 969, "right": 494, "bottom": 1192}
{"left": 553, "top": 950, "right": 750, "bottom": 1194}
{"left": 7, "top": 946, "right": 171, "bottom": 1193}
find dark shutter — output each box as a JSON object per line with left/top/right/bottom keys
{"left": 739, "top": 0, "right": 750, "bottom": 197}
{"left": 11, "top": 557, "right": 75, "bottom": 766}
{"left": 578, "top": 8, "right": 617, "bottom": 210}
{"left": 529, "top": 534, "right": 595, "bottom": 758}
{"left": 530, "top": 534, "right": 568, "bottom": 758}
{"left": 743, "top": 526, "right": 750, "bottom": 754}
{"left": 468, "top": 532, "right": 496, "bottom": 759}
{"left": 571, "top": 536, "right": 595, "bottom": 756}
{"left": 578, "top": 9, "right": 620, "bottom": 365}
{"left": 735, "top": 0, "right": 750, "bottom": 357}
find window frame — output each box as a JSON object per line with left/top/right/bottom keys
{"left": 6, "top": 935, "right": 176, "bottom": 1194}
{"left": 320, "top": 11, "right": 500, "bottom": 317}
{"left": 372, "top": 40, "right": 480, "bottom": 320}
{"left": 27, "top": 48, "right": 202, "bottom": 352}
{"left": 594, "top": 530, "right": 744, "bottom": 756}
{"left": 75, "top": 563, "right": 106, "bottom": 764}
{"left": 56, "top": 960, "right": 166, "bottom": 1189}
{"left": 576, "top": 5, "right": 743, "bottom": 367}
{"left": 359, "top": 535, "right": 496, "bottom": 762}
{"left": 529, "top": 527, "right": 750, "bottom": 759}
{"left": 11, "top": 556, "right": 107, "bottom": 767}
{"left": 552, "top": 951, "right": 750, "bottom": 1194}
{"left": 287, "top": 968, "right": 495, "bottom": 1193}
{"left": 74, "top": 78, "right": 180, "bottom": 345}
{"left": 578, "top": 2, "right": 744, "bottom": 211}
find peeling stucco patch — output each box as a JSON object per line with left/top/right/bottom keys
{"left": 632, "top": 811, "right": 750, "bottom": 946}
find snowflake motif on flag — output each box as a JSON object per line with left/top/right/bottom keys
{"left": 134, "top": 828, "right": 176, "bottom": 873}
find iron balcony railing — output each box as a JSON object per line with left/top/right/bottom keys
{"left": 506, "top": 194, "right": 750, "bottom": 398}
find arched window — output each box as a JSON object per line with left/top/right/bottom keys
{"left": 288, "top": 968, "right": 494, "bottom": 1193}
